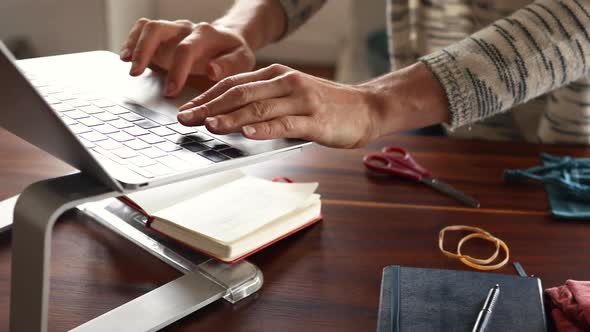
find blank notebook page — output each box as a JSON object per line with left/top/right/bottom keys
{"left": 0, "top": 195, "right": 18, "bottom": 232}
{"left": 154, "top": 176, "right": 318, "bottom": 244}
{"left": 126, "top": 170, "right": 244, "bottom": 215}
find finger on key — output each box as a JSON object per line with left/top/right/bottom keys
{"left": 121, "top": 18, "right": 149, "bottom": 61}
{"left": 130, "top": 21, "right": 176, "bottom": 76}
{"left": 178, "top": 75, "right": 293, "bottom": 126}
{"left": 242, "top": 115, "right": 319, "bottom": 141}
{"left": 205, "top": 97, "right": 304, "bottom": 134}
{"left": 179, "top": 64, "right": 290, "bottom": 111}
{"left": 164, "top": 33, "right": 207, "bottom": 97}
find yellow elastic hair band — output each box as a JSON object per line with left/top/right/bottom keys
{"left": 438, "top": 225, "right": 510, "bottom": 271}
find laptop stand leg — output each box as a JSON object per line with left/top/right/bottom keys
{"left": 9, "top": 173, "right": 264, "bottom": 332}
{"left": 10, "top": 173, "right": 117, "bottom": 332}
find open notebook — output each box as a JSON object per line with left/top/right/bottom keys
{"left": 121, "top": 171, "right": 322, "bottom": 263}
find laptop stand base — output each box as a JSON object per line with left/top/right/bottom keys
{"left": 10, "top": 172, "right": 263, "bottom": 332}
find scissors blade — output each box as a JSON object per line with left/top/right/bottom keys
{"left": 420, "top": 177, "right": 481, "bottom": 208}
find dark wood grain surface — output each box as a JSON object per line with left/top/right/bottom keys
{"left": 1, "top": 128, "right": 589, "bottom": 331}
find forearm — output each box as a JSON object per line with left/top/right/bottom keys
{"left": 360, "top": 62, "right": 449, "bottom": 137}
{"left": 214, "top": 0, "right": 287, "bottom": 51}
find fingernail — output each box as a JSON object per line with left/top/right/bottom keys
{"left": 120, "top": 48, "right": 130, "bottom": 60}
{"left": 165, "top": 81, "right": 177, "bottom": 96}
{"left": 179, "top": 101, "right": 195, "bottom": 111}
{"left": 130, "top": 62, "right": 140, "bottom": 76}
{"left": 242, "top": 126, "right": 256, "bottom": 136}
{"left": 178, "top": 111, "right": 194, "bottom": 122}
{"left": 210, "top": 63, "right": 221, "bottom": 79}
{"left": 205, "top": 117, "right": 218, "bottom": 128}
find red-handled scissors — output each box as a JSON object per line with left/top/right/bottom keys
{"left": 363, "top": 146, "right": 480, "bottom": 208}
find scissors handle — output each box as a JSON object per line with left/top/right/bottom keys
{"left": 364, "top": 146, "right": 480, "bottom": 208}
{"left": 363, "top": 154, "right": 424, "bottom": 181}
{"left": 381, "top": 146, "right": 431, "bottom": 176}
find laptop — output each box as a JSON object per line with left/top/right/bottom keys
{"left": 0, "top": 42, "right": 309, "bottom": 192}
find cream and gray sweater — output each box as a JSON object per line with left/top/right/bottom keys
{"left": 278, "top": 0, "right": 590, "bottom": 144}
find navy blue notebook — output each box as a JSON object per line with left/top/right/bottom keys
{"left": 377, "top": 266, "right": 547, "bottom": 331}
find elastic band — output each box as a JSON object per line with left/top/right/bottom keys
{"left": 456, "top": 233, "right": 500, "bottom": 265}
{"left": 438, "top": 225, "right": 498, "bottom": 261}
{"left": 439, "top": 225, "right": 509, "bottom": 271}
{"left": 457, "top": 233, "right": 509, "bottom": 271}
{"left": 272, "top": 177, "right": 294, "bottom": 183}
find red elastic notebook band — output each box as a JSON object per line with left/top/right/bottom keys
{"left": 272, "top": 177, "right": 293, "bottom": 183}
{"left": 117, "top": 196, "right": 155, "bottom": 227}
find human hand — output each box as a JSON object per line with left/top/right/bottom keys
{"left": 177, "top": 62, "right": 449, "bottom": 148}
{"left": 176, "top": 64, "right": 383, "bottom": 148}
{"left": 120, "top": 19, "right": 256, "bottom": 97}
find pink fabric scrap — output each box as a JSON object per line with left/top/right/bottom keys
{"left": 545, "top": 280, "right": 590, "bottom": 332}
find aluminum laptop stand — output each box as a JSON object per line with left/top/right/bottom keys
{"left": 10, "top": 172, "right": 263, "bottom": 332}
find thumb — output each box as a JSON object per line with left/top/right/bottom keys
{"left": 207, "top": 48, "right": 254, "bottom": 81}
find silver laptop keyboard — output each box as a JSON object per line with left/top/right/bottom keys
{"left": 27, "top": 75, "right": 247, "bottom": 180}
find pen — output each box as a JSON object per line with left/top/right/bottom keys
{"left": 472, "top": 284, "right": 500, "bottom": 332}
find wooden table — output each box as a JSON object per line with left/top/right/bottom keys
{"left": 1, "top": 128, "right": 589, "bottom": 331}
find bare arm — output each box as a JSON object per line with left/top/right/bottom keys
{"left": 212, "top": 0, "right": 288, "bottom": 52}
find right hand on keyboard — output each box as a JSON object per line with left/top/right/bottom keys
{"left": 120, "top": 19, "right": 256, "bottom": 98}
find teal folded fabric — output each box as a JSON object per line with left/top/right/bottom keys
{"left": 504, "top": 154, "right": 590, "bottom": 219}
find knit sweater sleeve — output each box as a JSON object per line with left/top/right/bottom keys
{"left": 420, "top": 0, "right": 590, "bottom": 129}
{"left": 277, "top": 0, "right": 327, "bottom": 37}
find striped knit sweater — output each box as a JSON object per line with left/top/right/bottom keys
{"left": 278, "top": 0, "right": 590, "bottom": 144}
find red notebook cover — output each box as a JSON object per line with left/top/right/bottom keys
{"left": 117, "top": 190, "right": 322, "bottom": 264}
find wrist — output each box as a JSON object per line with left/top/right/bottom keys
{"left": 360, "top": 62, "right": 449, "bottom": 137}
{"left": 354, "top": 85, "right": 387, "bottom": 145}
{"left": 213, "top": 1, "right": 285, "bottom": 52}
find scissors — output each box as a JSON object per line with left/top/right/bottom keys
{"left": 363, "top": 146, "right": 480, "bottom": 208}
